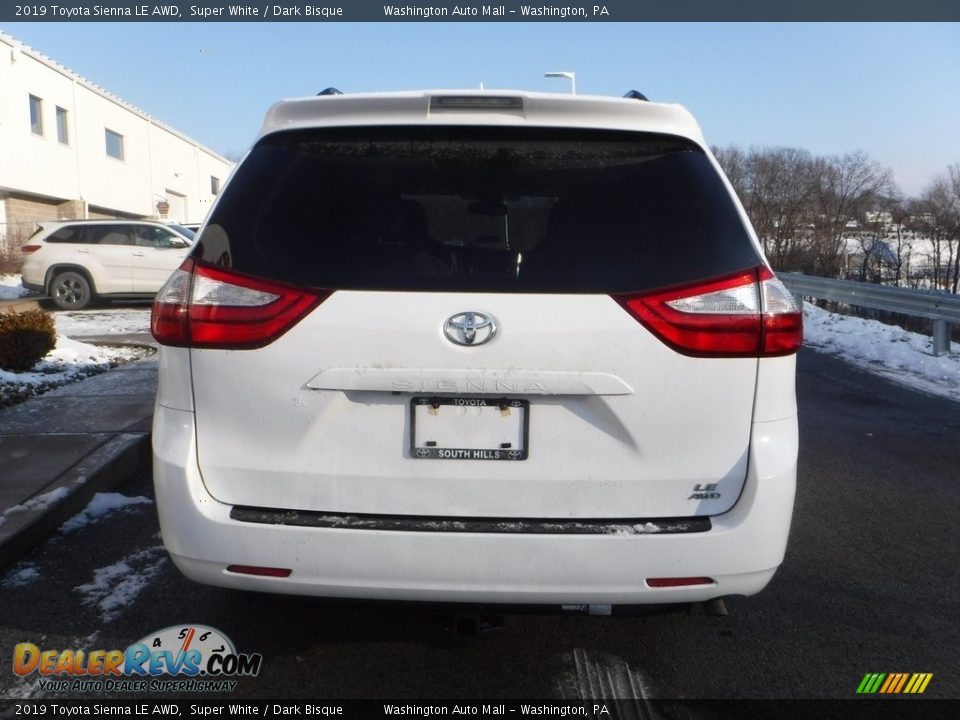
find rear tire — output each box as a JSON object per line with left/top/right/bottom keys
{"left": 50, "top": 271, "right": 93, "bottom": 310}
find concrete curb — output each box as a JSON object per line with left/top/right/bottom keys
{"left": 0, "top": 431, "right": 151, "bottom": 571}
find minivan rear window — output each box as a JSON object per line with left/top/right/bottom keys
{"left": 197, "top": 127, "right": 761, "bottom": 293}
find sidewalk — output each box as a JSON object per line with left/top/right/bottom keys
{"left": 0, "top": 357, "right": 156, "bottom": 570}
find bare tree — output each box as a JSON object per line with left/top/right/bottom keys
{"left": 950, "top": 162, "right": 960, "bottom": 202}
{"left": 810, "top": 152, "right": 893, "bottom": 278}
{"left": 886, "top": 196, "right": 913, "bottom": 286}
{"left": 711, "top": 144, "right": 959, "bottom": 288}
{"left": 714, "top": 145, "right": 818, "bottom": 271}
{"left": 746, "top": 147, "right": 816, "bottom": 271}
{"left": 712, "top": 145, "right": 749, "bottom": 203}
{"left": 853, "top": 189, "right": 904, "bottom": 284}
{"left": 948, "top": 163, "right": 960, "bottom": 292}
{"left": 914, "top": 178, "right": 960, "bottom": 291}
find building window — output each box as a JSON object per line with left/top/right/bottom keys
{"left": 210, "top": 176, "right": 220, "bottom": 195}
{"left": 56, "top": 107, "right": 69, "bottom": 145}
{"left": 29, "top": 95, "right": 43, "bottom": 135}
{"left": 105, "top": 129, "right": 124, "bottom": 160}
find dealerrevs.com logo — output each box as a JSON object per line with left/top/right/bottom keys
{"left": 13, "top": 625, "right": 262, "bottom": 693}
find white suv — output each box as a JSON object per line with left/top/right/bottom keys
{"left": 151, "top": 90, "right": 801, "bottom": 609}
{"left": 20, "top": 220, "right": 194, "bottom": 310}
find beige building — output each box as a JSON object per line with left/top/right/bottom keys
{"left": 0, "top": 31, "right": 234, "bottom": 245}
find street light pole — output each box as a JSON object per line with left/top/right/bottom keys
{"left": 544, "top": 71, "right": 576, "bottom": 94}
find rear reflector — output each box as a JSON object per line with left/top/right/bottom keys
{"left": 614, "top": 266, "right": 802, "bottom": 357}
{"left": 226, "top": 565, "right": 292, "bottom": 578}
{"left": 20, "top": 245, "right": 41, "bottom": 254}
{"left": 646, "top": 577, "right": 715, "bottom": 588}
{"left": 151, "top": 259, "right": 328, "bottom": 349}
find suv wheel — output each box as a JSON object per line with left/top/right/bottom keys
{"left": 50, "top": 271, "right": 93, "bottom": 310}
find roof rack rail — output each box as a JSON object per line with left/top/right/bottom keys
{"left": 623, "top": 90, "right": 649, "bottom": 101}
{"left": 317, "top": 87, "right": 343, "bottom": 96}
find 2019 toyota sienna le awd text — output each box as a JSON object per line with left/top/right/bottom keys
{"left": 150, "top": 90, "right": 802, "bottom": 608}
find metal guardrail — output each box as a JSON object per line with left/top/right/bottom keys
{"left": 779, "top": 273, "right": 959, "bottom": 356}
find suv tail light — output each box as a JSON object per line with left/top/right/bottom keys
{"left": 614, "top": 267, "right": 802, "bottom": 357}
{"left": 151, "top": 259, "right": 328, "bottom": 349}
{"left": 20, "top": 245, "right": 41, "bottom": 254}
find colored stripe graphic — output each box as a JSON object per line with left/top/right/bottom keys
{"left": 857, "top": 672, "right": 932, "bottom": 694}
{"left": 906, "top": 673, "right": 933, "bottom": 694}
{"left": 882, "top": 673, "right": 908, "bottom": 693}
{"left": 879, "top": 674, "right": 895, "bottom": 693}
{"left": 892, "top": 673, "right": 909, "bottom": 693}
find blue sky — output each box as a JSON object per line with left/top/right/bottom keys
{"left": 4, "top": 22, "right": 958, "bottom": 195}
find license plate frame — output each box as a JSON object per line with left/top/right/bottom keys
{"left": 410, "top": 397, "right": 529, "bottom": 461}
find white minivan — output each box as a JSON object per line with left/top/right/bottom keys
{"left": 151, "top": 90, "right": 801, "bottom": 609}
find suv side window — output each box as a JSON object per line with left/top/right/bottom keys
{"left": 132, "top": 226, "right": 185, "bottom": 249}
{"left": 46, "top": 225, "right": 85, "bottom": 243}
{"left": 87, "top": 225, "right": 133, "bottom": 246}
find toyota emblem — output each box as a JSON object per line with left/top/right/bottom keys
{"left": 444, "top": 311, "right": 497, "bottom": 346}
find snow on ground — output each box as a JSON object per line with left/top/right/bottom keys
{"left": 556, "top": 648, "right": 658, "bottom": 701}
{"left": 54, "top": 308, "right": 151, "bottom": 337}
{"left": 0, "top": 335, "right": 149, "bottom": 408}
{"left": 1, "top": 494, "right": 153, "bottom": 590}
{"left": 0, "top": 274, "right": 30, "bottom": 300}
{"left": 1, "top": 562, "right": 41, "bottom": 588}
{"left": 803, "top": 302, "right": 960, "bottom": 403}
{"left": 1, "top": 275, "right": 152, "bottom": 408}
{"left": 60, "top": 492, "right": 153, "bottom": 534}
{"left": 74, "top": 545, "right": 167, "bottom": 623}
{"left": 2, "top": 273, "right": 151, "bottom": 336}
{"left": 0, "top": 487, "right": 71, "bottom": 528}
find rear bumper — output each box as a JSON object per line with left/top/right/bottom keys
{"left": 152, "top": 404, "right": 796, "bottom": 605}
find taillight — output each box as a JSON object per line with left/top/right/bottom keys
{"left": 21, "top": 245, "right": 41, "bottom": 254}
{"left": 151, "top": 259, "right": 328, "bottom": 349}
{"left": 614, "top": 267, "right": 802, "bottom": 357}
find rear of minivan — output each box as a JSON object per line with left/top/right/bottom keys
{"left": 151, "top": 91, "right": 800, "bottom": 607}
